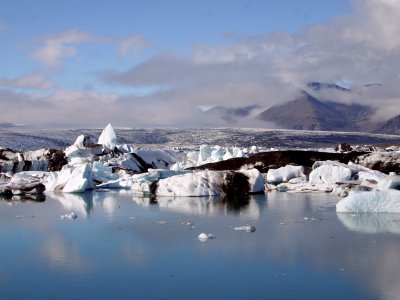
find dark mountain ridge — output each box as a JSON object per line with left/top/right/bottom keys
{"left": 257, "top": 90, "right": 374, "bottom": 131}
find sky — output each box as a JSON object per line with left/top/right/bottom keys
{"left": 1, "top": 0, "right": 400, "bottom": 128}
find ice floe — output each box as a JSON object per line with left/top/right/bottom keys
{"left": 336, "top": 191, "right": 400, "bottom": 213}
{"left": 234, "top": 225, "right": 256, "bottom": 232}
{"left": 198, "top": 233, "right": 216, "bottom": 241}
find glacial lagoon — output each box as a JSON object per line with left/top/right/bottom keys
{"left": 1, "top": 191, "right": 400, "bottom": 299}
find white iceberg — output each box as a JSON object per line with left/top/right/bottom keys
{"left": 62, "top": 163, "right": 94, "bottom": 193}
{"left": 336, "top": 190, "right": 400, "bottom": 213}
{"left": 309, "top": 164, "right": 352, "bottom": 184}
{"left": 198, "top": 233, "right": 216, "bottom": 241}
{"left": 266, "top": 165, "right": 305, "bottom": 184}
{"left": 98, "top": 123, "right": 117, "bottom": 150}
{"left": 142, "top": 169, "right": 263, "bottom": 197}
{"left": 155, "top": 170, "right": 224, "bottom": 197}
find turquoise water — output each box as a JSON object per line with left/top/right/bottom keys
{"left": 1, "top": 191, "right": 399, "bottom": 299}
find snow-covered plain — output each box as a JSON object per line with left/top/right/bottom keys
{"left": 1, "top": 124, "right": 400, "bottom": 212}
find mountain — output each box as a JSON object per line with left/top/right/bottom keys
{"left": 205, "top": 105, "right": 259, "bottom": 122}
{"left": 257, "top": 90, "right": 374, "bottom": 131}
{"left": 372, "top": 115, "right": 400, "bottom": 135}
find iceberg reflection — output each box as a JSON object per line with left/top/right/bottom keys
{"left": 132, "top": 194, "right": 261, "bottom": 218}
{"left": 337, "top": 212, "right": 400, "bottom": 234}
{"left": 46, "top": 192, "right": 94, "bottom": 218}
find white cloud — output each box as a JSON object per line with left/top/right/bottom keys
{"left": 0, "top": 89, "right": 120, "bottom": 127}
{"left": 118, "top": 35, "right": 150, "bottom": 56}
{"left": 101, "top": 0, "right": 400, "bottom": 124}
{"left": 4, "top": 0, "right": 400, "bottom": 128}
{"left": 0, "top": 74, "right": 55, "bottom": 89}
{"left": 31, "top": 29, "right": 96, "bottom": 67}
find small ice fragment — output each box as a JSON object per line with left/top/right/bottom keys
{"left": 15, "top": 215, "right": 23, "bottom": 218}
{"left": 234, "top": 225, "right": 256, "bottom": 233}
{"left": 304, "top": 217, "right": 309, "bottom": 220}
{"left": 61, "top": 212, "right": 77, "bottom": 220}
{"left": 157, "top": 220, "right": 168, "bottom": 225}
{"left": 198, "top": 233, "right": 216, "bottom": 241}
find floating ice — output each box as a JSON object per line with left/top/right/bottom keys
{"left": 336, "top": 190, "right": 400, "bottom": 213}
{"left": 198, "top": 233, "right": 216, "bottom": 241}
{"left": 145, "top": 169, "right": 263, "bottom": 197}
{"left": 234, "top": 225, "right": 256, "bottom": 232}
{"left": 60, "top": 212, "right": 77, "bottom": 220}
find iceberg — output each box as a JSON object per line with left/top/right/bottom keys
{"left": 62, "top": 163, "right": 95, "bottom": 193}
{"left": 266, "top": 165, "right": 305, "bottom": 184}
{"left": 336, "top": 190, "right": 400, "bottom": 213}
{"left": 98, "top": 123, "right": 117, "bottom": 150}
{"left": 148, "top": 169, "right": 263, "bottom": 197}
{"left": 376, "top": 175, "right": 400, "bottom": 191}
{"left": 309, "top": 164, "right": 352, "bottom": 184}
{"left": 198, "top": 233, "right": 216, "bottom": 241}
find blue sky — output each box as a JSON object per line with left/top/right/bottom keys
{"left": 1, "top": 0, "right": 399, "bottom": 128}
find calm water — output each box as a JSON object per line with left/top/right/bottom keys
{"left": 1, "top": 191, "right": 400, "bottom": 300}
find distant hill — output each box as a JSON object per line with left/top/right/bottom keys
{"left": 372, "top": 115, "right": 400, "bottom": 135}
{"left": 257, "top": 90, "right": 374, "bottom": 131}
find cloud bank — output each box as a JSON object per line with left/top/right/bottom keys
{"left": 2, "top": 0, "right": 400, "bottom": 128}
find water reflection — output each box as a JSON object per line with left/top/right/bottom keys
{"left": 337, "top": 213, "right": 400, "bottom": 234}
{"left": 1, "top": 191, "right": 400, "bottom": 299}
{"left": 46, "top": 192, "right": 93, "bottom": 217}
{"left": 132, "top": 194, "right": 261, "bottom": 218}
{"left": 0, "top": 193, "right": 46, "bottom": 203}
